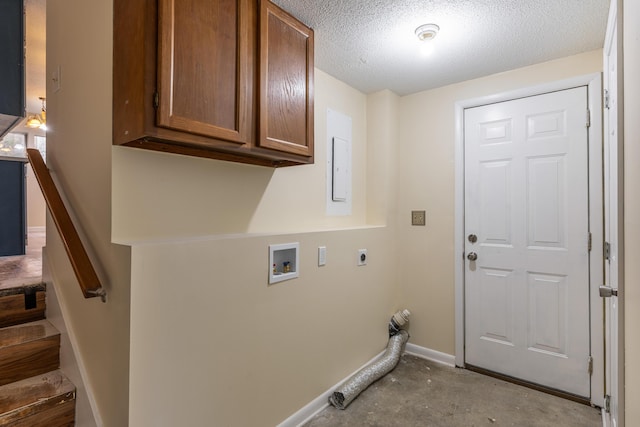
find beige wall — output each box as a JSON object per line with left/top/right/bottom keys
{"left": 125, "top": 72, "right": 400, "bottom": 425}
{"left": 113, "top": 70, "right": 370, "bottom": 242}
{"left": 129, "top": 229, "right": 396, "bottom": 426}
{"left": 396, "top": 50, "right": 603, "bottom": 355}
{"left": 366, "top": 90, "right": 400, "bottom": 225}
{"left": 47, "top": 0, "right": 399, "bottom": 421}
{"left": 47, "top": 1, "right": 130, "bottom": 425}
{"left": 623, "top": 0, "right": 640, "bottom": 422}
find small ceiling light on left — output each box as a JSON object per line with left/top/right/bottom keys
{"left": 26, "top": 97, "right": 46, "bottom": 130}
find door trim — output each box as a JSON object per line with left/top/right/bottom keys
{"left": 454, "top": 74, "right": 604, "bottom": 407}
{"left": 603, "top": 0, "right": 625, "bottom": 423}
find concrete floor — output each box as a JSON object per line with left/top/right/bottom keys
{"left": 0, "top": 229, "right": 44, "bottom": 290}
{"left": 304, "top": 354, "right": 601, "bottom": 427}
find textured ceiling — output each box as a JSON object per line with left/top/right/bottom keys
{"left": 23, "top": 0, "right": 610, "bottom": 110}
{"left": 272, "top": 0, "right": 610, "bottom": 96}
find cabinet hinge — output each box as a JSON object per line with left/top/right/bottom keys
{"left": 586, "top": 109, "right": 591, "bottom": 128}
{"left": 587, "top": 355, "right": 593, "bottom": 375}
{"left": 604, "top": 241, "right": 611, "bottom": 261}
{"left": 153, "top": 92, "right": 159, "bottom": 109}
{"left": 604, "top": 394, "right": 611, "bottom": 413}
{"left": 588, "top": 233, "right": 592, "bottom": 252}
{"left": 605, "top": 89, "right": 610, "bottom": 109}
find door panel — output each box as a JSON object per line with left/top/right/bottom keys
{"left": 157, "top": 0, "right": 252, "bottom": 144}
{"left": 527, "top": 272, "right": 567, "bottom": 355}
{"left": 464, "top": 87, "right": 590, "bottom": 397}
{"left": 479, "top": 267, "right": 514, "bottom": 345}
{"left": 258, "top": 0, "right": 314, "bottom": 157}
{"left": 480, "top": 160, "right": 512, "bottom": 244}
{"left": 528, "top": 156, "right": 565, "bottom": 248}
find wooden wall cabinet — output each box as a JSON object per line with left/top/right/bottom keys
{"left": 258, "top": 1, "right": 313, "bottom": 157}
{"left": 113, "top": 0, "right": 314, "bottom": 167}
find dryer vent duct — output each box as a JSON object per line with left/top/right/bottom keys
{"left": 329, "top": 309, "right": 411, "bottom": 410}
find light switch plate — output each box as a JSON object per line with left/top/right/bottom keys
{"left": 318, "top": 246, "right": 326, "bottom": 266}
{"left": 52, "top": 65, "right": 61, "bottom": 93}
{"left": 411, "top": 210, "right": 426, "bottom": 226}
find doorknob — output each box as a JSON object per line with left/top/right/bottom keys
{"left": 467, "top": 252, "right": 478, "bottom": 261}
{"left": 599, "top": 285, "right": 618, "bottom": 298}
{"left": 468, "top": 234, "right": 478, "bottom": 243}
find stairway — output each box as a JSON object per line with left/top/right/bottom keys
{"left": 0, "top": 284, "right": 76, "bottom": 426}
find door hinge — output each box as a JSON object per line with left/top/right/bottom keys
{"left": 587, "top": 356, "right": 593, "bottom": 375}
{"left": 586, "top": 109, "right": 591, "bottom": 127}
{"left": 153, "top": 92, "right": 159, "bottom": 109}
{"left": 604, "top": 241, "right": 611, "bottom": 261}
{"left": 605, "top": 89, "right": 610, "bottom": 109}
{"left": 604, "top": 394, "right": 611, "bottom": 413}
{"left": 588, "top": 233, "right": 592, "bottom": 252}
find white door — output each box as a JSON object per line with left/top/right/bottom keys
{"left": 603, "top": 0, "right": 623, "bottom": 423}
{"left": 464, "top": 87, "right": 591, "bottom": 397}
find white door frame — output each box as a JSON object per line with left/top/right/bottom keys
{"left": 603, "top": 0, "right": 625, "bottom": 423}
{"left": 454, "top": 74, "right": 604, "bottom": 407}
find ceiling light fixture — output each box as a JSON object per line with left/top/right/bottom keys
{"left": 26, "top": 97, "right": 46, "bottom": 130}
{"left": 415, "top": 24, "right": 439, "bottom": 42}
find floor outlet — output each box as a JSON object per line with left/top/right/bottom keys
{"left": 358, "top": 249, "right": 367, "bottom": 266}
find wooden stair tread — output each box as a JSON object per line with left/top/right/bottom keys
{"left": 0, "top": 370, "right": 75, "bottom": 424}
{"left": 0, "top": 320, "right": 58, "bottom": 348}
{"left": 0, "top": 320, "right": 60, "bottom": 387}
{"left": 0, "top": 284, "right": 45, "bottom": 298}
{"left": 0, "top": 283, "right": 76, "bottom": 425}
{"left": 0, "top": 286, "right": 46, "bottom": 328}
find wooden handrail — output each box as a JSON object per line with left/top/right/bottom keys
{"left": 26, "top": 148, "right": 106, "bottom": 302}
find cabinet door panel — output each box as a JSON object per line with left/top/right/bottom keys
{"left": 157, "top": 0, "right": 251, "bottom": 144}
{"left": 258, "top": 0, "right": 314, "bottom": 157}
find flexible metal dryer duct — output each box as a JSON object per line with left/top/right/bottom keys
{"left": 329, "top": 310, "right": 411, "bottom": 410}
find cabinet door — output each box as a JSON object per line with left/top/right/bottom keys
{"left": 258, "top": 0, "right": 314, "bottom": 157}
{"left": 157, "top": 0, "right": 252, "bottom": 144}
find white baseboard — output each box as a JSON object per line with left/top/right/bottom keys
{"left": 277, "top": 342, "right": 455, "bottom": 426}
{"left": 277, "top": 350, "right": 386, "bottom": 427}
{"left": 42, "top": 248, "right": 101, "bottom": 427}
{"left": 404, "top": 342, "right": 456, "bottom": 367}
{"left": 28, "top": 226, "right": 46, "bottom": 233}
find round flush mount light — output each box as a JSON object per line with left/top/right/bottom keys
{"left": 415, "top": 24, "right": 440, "bottom": 41}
